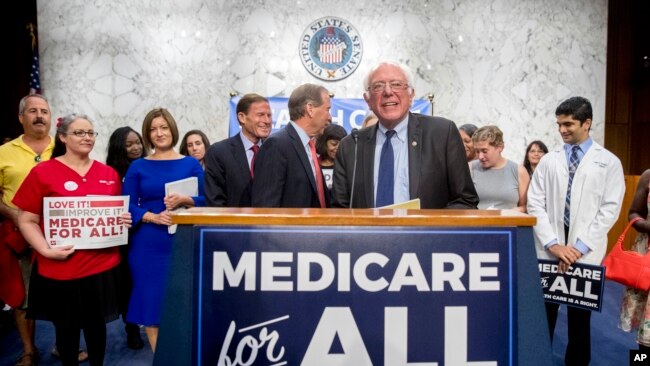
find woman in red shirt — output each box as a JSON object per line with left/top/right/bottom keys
{"left": 13, "top": 113, "right": 131, "bottom": 365}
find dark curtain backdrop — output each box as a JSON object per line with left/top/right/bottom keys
{"left": 605, "top": 0, "right": 650, "bottom": 174}
{"left": 1, "top": 0, "right": 37, "bottom": 141}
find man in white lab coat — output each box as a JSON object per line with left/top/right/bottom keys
{"left": 527, "top": 96, "right": 625, "bottom": 366}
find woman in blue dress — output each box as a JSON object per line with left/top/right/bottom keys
{"left": 123, "top": 108, "right": 204, "bottom": 351}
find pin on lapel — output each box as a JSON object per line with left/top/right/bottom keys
{"left": 411, "top": 140, "right": 417, "bottom": 147}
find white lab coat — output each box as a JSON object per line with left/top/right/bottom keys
{"left": 527, "top": 141, "right": 625, "bottom": 265}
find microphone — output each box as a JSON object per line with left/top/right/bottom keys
{"left": 351, "top": 128, "right": 359, "bottom": 143}
{"left": 349, "top": 129, "right": 359, "bottom": 208}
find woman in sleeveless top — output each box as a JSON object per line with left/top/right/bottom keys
{"left": 470, "top": 125, "right": 529, "bottom": 211}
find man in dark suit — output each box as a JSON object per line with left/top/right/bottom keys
{"left": 332, "top": 61, "right": 478, "bottom": 209}
{"left": 204, "top": 93, "right": 272, "bottom": 206}
{"left": 251, "top": 84, "right": 331, "bottom": 208}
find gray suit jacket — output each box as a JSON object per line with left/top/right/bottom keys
{"left": 331, "top": 113, "right": 478, "bottom": 209}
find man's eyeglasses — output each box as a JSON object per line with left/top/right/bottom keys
{"left": 368, "top": 81, "right": 410, "bottom": 94}
{"left": 67, "top": 130, "right": 98, "bottom": 138}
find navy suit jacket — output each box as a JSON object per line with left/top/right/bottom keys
{"left": 251, "top": 123, "right": 327, "bottom": 208}
{"left": 331, "top": 113, "right": 478, "bottom": 209}
{"left": 204, "top": 134, "right": 253, "bottom": 207}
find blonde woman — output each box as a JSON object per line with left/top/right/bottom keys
{"left": 471, "top": 125, "right": 529, "bottom": 211}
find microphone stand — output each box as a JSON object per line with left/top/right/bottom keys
{"left": 349, "top": 129, "right": 359, "bottom": 208}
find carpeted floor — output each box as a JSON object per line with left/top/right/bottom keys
{"left": 549, "top": 280, "right": 638, "bottom": 365}
{"left": 0, "top": 281, "right": 639, "bottom": 365}
{"left": 0, "top": 317, "right": 153, "bottom": 366}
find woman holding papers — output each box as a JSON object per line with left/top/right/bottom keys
{"left": 122, "top": 108, "right": 204, "bottom": 352}
{"left": 13, "top": 113, "right": 131, "bottom": 366}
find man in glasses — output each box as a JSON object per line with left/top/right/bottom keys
{"left": 0, "top": 93, "right": 54, "bottom": 366}
{"left": 332, "top": 61, "right": 478, "bottom": 209}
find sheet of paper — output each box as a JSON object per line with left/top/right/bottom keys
{"left": 378, "top": 198, "right": 421, "bottom": 209}
{"left": 164, "top": 177, "right": 198, "bottom": 234}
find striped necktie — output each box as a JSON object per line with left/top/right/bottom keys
{"left": 249, "top": 144, "right": 259, "bottom": 178}
{"left": 564, "top": 145, "right": 581, "bottom": 228}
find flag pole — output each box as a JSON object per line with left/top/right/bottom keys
{"left": 27, "top": 22, "right": 41, "bottom": 95}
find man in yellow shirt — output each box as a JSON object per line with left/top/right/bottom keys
{"left": 0, "top": 94, "right": 54, "bottom": 366}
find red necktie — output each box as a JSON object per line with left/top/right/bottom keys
{"left": 308, "top": 139, "right": 326, "bottom": 208}
{"left": 250, "top": 144, "right": 259, "bottom": 178}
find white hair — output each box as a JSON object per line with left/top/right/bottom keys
{"left": 363, "top": 61, "right": 415, "bottom": 91}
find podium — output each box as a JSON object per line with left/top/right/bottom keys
{"left": 154, "top": 208, "right": 552, "bottom": 366}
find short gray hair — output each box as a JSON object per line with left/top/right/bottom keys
{"left": 18, "top": 94, "right": 49, "bottom": 115}
{"left": 288, "top": 84, "right": 329, "bottom": 121}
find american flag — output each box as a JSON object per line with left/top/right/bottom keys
{"left": 27, "top": 22, "right": 41, "bottom": 94}
{"left": 318, "top": 35, "right": 345, "bottom": 65}
{"left": 29, "top": 54, "right": 41, "bottom": 94}
{"left": 317, "top": 27, "right": 348, "bottom": 65}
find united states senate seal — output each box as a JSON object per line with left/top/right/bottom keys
{"left": 299, "top": 16, "right": 363, "bottom": 81}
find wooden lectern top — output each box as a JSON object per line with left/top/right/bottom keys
{"left": 172, "top": 207, "right": 536, "bottom": 227}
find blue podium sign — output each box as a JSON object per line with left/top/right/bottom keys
{"left": 193, "top": 226, "right": 517, "bottom": 365}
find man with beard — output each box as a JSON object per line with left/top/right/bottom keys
{"left": 204, "top": 93, "right": 272, "bottom": 207}
{"left": 0, "top": 94, "right": 54, "bottom": 366}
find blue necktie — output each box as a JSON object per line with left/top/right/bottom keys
{"left": 376, "top": 130, "right": 396, "bottom": 207}
{"left": 564, "top": 145, "right": 581, "bottom": 227}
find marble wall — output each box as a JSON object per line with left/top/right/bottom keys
{"left": 37, "top": 0, "right": 607, "bottom": 163}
